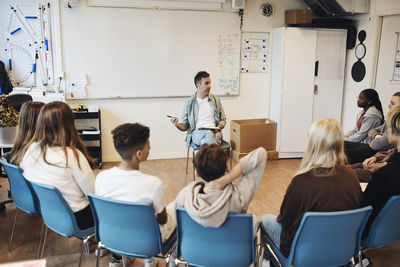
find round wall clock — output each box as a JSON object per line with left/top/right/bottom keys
{"left": 260, "top": 3, "right": 273, "bottom": 17}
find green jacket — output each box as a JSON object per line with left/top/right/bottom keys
{"left": 181, "top": 93, "right": 226, "bottom": 146}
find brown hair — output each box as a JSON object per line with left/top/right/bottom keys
{"left": 30, "top": 101, "right": 94, "bottom": 169}
{"left": 193, "top": 143, "right": 228, "bottom": 182}
{"left": 10, "top": 101, "right": 44, "bottom": 165}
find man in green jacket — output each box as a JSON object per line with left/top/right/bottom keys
{"left": 171, "top": 71, "right": 226, "bottom": 147}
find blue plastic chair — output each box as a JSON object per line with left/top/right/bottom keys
{"left": 30, "top": 182, "right": 94, "bottom": 266}
{"left": 88, "top": 194, "right": 176, "bottom": 267}
{"left": 175, "top": 206, "right": 256, "bottom": 267}
{"left": 0, "top": 159, "right": 42, "bottom": 254}
{"left": 262, "top": 206, "right": 372, "bottom": 267}
{"left": 186, "top": 140, "right": 232, "bottom": 180}
{"left": 362, "top": 195, "right": 400, "bottom": 249}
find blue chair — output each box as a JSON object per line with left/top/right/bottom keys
{"left": 362, "top": 195, "right": 400, "bottom": 249}
{"left": 175, "top": 206, "right": 256, "bottom": 267}
{"left": 0, "top": 159, "right": 42, "bottom": 254}
{"left": 186, "top": 140, "right": 232, "bottom": 180}
{"left": 262, "top": 206, "right": 372, "bottom": 267}
{"left": 88, "top": 194, "right": 176, "bottom": 267}
{"left": 30, "top": 182, "right": 94, "bottom": 267}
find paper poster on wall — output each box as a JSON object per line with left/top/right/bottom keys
{"left": 241, "top": 32, "right": 269, "bottom": 73}
{"left": 218, "top": 33, "right": 240, "bottom": 95}
{"left": 393, "top": 32, "right": 400, "bottom": 81}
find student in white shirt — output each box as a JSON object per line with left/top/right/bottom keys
{"left": 96, "top": 123, "right": 176, "bottom": 267}
{"left": 20, "top": 101, "right": 95, "bottom": 230}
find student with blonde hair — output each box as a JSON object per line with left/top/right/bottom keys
{"left": 361, "top": 105, "right": 400, "bottom": 237}
{"left": 20, "top": 101, "right": 95, "bottom": 229}
{"left": 9, "top": 101, "right": 44, "bottom": 165}
{"left": 261, "top": 118, "right": 361, "bottom": 258}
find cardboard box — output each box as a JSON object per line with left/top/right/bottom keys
{"left": 232, "top": 150, "right": 279, "bottom": 161}
{"left": 285, "top": 9, "right": 312, "bottom": 25}
{"left": 230, "top": 119, "right": 277, "bottom": 153}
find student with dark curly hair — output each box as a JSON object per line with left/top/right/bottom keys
{"left": 96, "top": 123, "right": 176, "bottom": 267}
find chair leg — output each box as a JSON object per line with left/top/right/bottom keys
{"left": 36, "top": 221, "right": 45, "bottom": 259}
{"left": 185, "top": 147, "right": 190, "bottom": 174}
{"left": 78, "top": 240, "right": 86, "bottom": 267}
{"left": 122, "top": 256, "right": 127, "bottom": 267}
{"left": 8, "top": 208, "right": 19, "bottom": 253}
{"left": 192, "top": 149, "right": 195, "bottom": 181}
{"left": 39, "top": 226, "right": 49, "bottom": 259}
{"left": 95, "top": 242, "right": 103, "bottom": 267}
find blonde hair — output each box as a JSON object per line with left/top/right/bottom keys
{"left": 296, "top": 118, "right": 346, "bottom": 176}
{"left": 386, "top": 105, "right": 400, "bottom": 136}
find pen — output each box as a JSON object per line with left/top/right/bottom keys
{"left": 166, "top": 115, "right": 173, "bottom": 118}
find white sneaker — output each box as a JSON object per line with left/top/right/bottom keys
{"left": 262, "top": 258, "right": 271, "bottom": 267}
{"left": 144, "top": 257, "right": 158, "bottom": 267}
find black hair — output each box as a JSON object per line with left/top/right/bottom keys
{"left": 0, "top": 60, "right": 13, "bottom": 95}
{"left": 194, "top": 71, "right": 210, "bottom": 87}
{"left": 112, "top": 123, "right": 150, "bottom": 160}
{"left": 361, "top": 88, "right": 384, "bottom": 123}
{"left": 193, "top": 143, "right": 228, "bottom": 182}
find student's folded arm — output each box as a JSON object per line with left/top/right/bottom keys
{"left": 368, "top": 133, "right": 391, "bottom": 151}
{"left": 234, "top": 147, "right": 267, "bottom": 206}
{"left": 345, "top": 118, "right": 382, "bottom": 143}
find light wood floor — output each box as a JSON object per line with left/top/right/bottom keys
{"left": 0, "top": 158, "right": 399, "bottom": 266}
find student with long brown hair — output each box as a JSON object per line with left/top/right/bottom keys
{"left": 9, "top": 101, "right": 44, "bottom": 165}
{"left": 261, "top": 118, "right": 362, "bottom": 259}
{"left": 20, "top": 101, "right": 95, "bottom": 229}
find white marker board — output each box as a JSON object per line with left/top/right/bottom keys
{"left": 61, "top": 7, "right": 241, "bottom": 99}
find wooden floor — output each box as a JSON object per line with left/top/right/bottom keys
{"left": 0, "top": 158, "right": 399, "bottom": 266}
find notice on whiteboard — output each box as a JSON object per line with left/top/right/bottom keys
{"left": 241, "top": 32, "right": 269, "bottom": 73}
{"left": 393, "top": 33, "right": 400, "bottom": 81}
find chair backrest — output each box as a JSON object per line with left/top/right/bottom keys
{"left": 287, "top": 206, "right": 372, "bottom": 267}
{"left": 0, "top": 159, "right": 38, "bottom": 215}
{"left": 175, "top": 207, "right": 254, "bottom": 267}
{"left": 88, "top": 194, "right": 163, "bottom": 258}
{"left": 363, "top": 195, "right": 400, "bottom": 249}
{"left": 6, "top": 93, "right": 32, "bottom": 112}
{"left": 30, "top": 181, "right": 90, "bottom": 239}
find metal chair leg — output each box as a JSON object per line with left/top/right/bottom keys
{"left": 39, "top": 226, "right": 49, "bottom": 259}
{"left": 185, "top": 147, "right": 190, "bottom": 174}
{"left": 95, "top": 242, "right": 103, "bottom": 267}
{"left": 8, "top": 208, "right": 19, "bottom": 253}
{"left": 78, "top": 240, "right": 86, "bottom": 267}
{"left": 122, "top": 256, "right": 127, "bottom": 267}
{"left": 36, "top": 221, "right": 45, "bottom": 259}
{"left": 192, "top": 149, "right": 195, "bottom": 181}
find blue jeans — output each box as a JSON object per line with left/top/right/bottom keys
{"left": 191, "top": 129, "right": 217, "bottom": 146}
{"left": 261, "top": 214, "right": 282, "bottom": 248}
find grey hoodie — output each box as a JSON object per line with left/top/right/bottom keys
{"left": 345, "top": 106, "right": 383, "bottom": 143}
{"left": 175, "top": 147, "right": 267, "bottom": 228}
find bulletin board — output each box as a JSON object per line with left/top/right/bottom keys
{"left": 60, "top": 7, "right": 241, "bottom": 99}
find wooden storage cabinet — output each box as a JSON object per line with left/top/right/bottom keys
{"left": 73, "top": 109, "right": 102, "bottom": 169}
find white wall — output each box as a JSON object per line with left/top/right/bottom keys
{"left": 67, "top": 0, "right": 307, "bottom": 162}
{"left": 7, "top": 0, "right": 399, "bottom": 161}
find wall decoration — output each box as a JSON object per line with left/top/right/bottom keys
{"left": 393, "top": 32, "right": 400, "bottom": 81}
{"left": 351, "top": 30, "right": 366, "bottom": 82}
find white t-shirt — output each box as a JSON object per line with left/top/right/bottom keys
{"left": 95, "top": 167, "right": 165, "bottom": 214}
{"left": 196, "top": 97, "right": 216, "bottom": 129}
{"left": 20, "top": 142, "right": 95, "bottom": 213}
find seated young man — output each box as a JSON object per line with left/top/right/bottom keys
{"left": 95, "top": 123, "right": 175, "bottom": 267}
{"left": 175, "top": 144, "right": 266, "bottom": 230}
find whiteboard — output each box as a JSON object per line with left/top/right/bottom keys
{"left": 61, "top": 7, "right": 241, "bottom": 99}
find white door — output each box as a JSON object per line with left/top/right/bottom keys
{"left": 312, "top": 29, "right": 347, "bottom": 122}
{"left": 375, "top": 15, "right": 400, "bottom": 114}
{"left": 279, "top": 28, "right": 316, "bottom": 153}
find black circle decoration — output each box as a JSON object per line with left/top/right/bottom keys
{"left": 351, "top": 30, "right": 367, "bottom": 82}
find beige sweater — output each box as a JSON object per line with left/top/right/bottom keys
{"left": 175, "top": 147, "right": 267, "bottom": 227}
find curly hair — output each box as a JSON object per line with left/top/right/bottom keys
{"left": 112, "top": 123, "right": 150, "bottom": 160}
